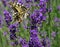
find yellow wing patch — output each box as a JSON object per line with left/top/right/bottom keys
{"left": 8, "top": 1, "right": 29, "bottom": 23}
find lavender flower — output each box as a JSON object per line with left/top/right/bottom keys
{"left": 3, "top": 10, "right": 12, "bottom": 27}
{"left": 29, "top": 26, "right": 42, "bottom": 47}
{"left": 3, "top": 31, "right": 7, "bottom": 36}
{"left": 9, "top": 22, "right": 19, "bottom": 40}
{"left": 18, "top": 38, "right": 29, "bottom": 47}
{"left": 12, "top": 0, "right": 15, "bottom": 2}
{"left": 34, "top": 0, "right": 40, "bottom": 2}
{"left": 48, "top": 8, "right": 52, "bottom": 12}
{"left": 10, "top": 41, "right": 18, "bottom": 46}
{"left": 42, "top": 37, "right": 51, "bottom": 47}
{"left": 9, "top": 23, "right": 18, "bottom": 33}
{"left": 2, "top": 0, "right": 7, "bottom": 7}
{"left": 25, "top": 0, "right": 32, "bottom": 3}
{"left": 45, "top": 37, "right": 51, "bottom": 47}
{"left": 39, "top": 0, "right": 47, "bottom": 13}
{"left": 30, "top": 10, "right": 46, "bottom": 25}
{"left": 10, "top": 42, "right": 15, "bottom": 46}
{"left": 57, "top": 5, "right": 60, "bottom": 10}
{"left": 29, "top": 1, "right": 48, "bottom": 46}
{"left": 54, "top": 17, "right": 60, "bottom": 22}
{"left": 51, "top": 32, "right": 56, "bottom": 38}
{"left": 9, "top": 26, "right": 16, "bottom": 33}
{"left": 18, "top": 0, "right": 24, "bottom": 4}
{"left": 54, "top": 17, "right": 60, "bottom": 27}
{"left": 10, "top": 33, "right": 17, "bottom": 40}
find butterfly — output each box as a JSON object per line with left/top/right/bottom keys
{"left": 8, "top": 0, "right": 29, "bottom": 23}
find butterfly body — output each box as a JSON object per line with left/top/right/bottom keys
{"left": 9, "top": 1, "right": 29, "bottom": 23}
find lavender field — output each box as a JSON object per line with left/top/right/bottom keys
{"left": 0, "top": 0, "right": 60, "bottom": 47}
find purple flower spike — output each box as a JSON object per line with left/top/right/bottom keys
{"left": 57, "top": 5, "right": 60, "bottom": 10}
{"left": 25, "top": 0, "right": 32, "bottom": 3}
{"left": 34, "top": 0, "right": 39, "bottom": 2}
{"left": 3, "top": 10, "right": 12, "bottom": 27}
{"left": 29, "top": 26, "right": 42, "bottom": 47}
{"left": 51, "top": 32, "right": 56, "bottom": 38}
{"left": 18, "top": 38, "right": 28, "bottom": 47}
{"left": 42, "top": 37, "right": 51, "bottom": 47}
{"left": 3, "top": 31, "right": 7, "bottom": 36}
{"left": 10, "top": 33, "right": 17, "bottom": 40}
{"left": 9, "top": 22, "right": 19, "bottom": 33}
{"left": 2, "top": 0, "right": 7, "bottom": 7}
{"left": 10, "top": 41, "right": 18, "bottom": 46}
{"left": 30, "top": 9, "right": 46, "bottom": 25}
{"left": 10, "top": 42, "right": 15, "bottom": 46}
{"left": 9, "top": 22, "right": 19, "bottom": 40}
{"left": 54, "top": 17, "right": 60, "bottom": 22}
{"left": 18, "top": 0, "right": 23, "bottom": 4}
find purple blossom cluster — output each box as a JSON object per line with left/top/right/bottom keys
{"left": 51, "top": 31, "right": 56, "bottom": 38}
{"left": 28, "top": 0, "right": 51, "bottom": 47}
{"left": 39, "top": 0, "right": 47, "bottom": 14}
{"left": 29, "top": 26, "right": 42, "bottom": 47}
{"left": 54, "top": 17, "right": 60, "bottom": 27}
{"left": 42, "top": 37, "right": 51, "bottom": 47}
{"left": 2, "top": 0, "right": 7, "bottom": 7}
{"left": 25, "top": 0, "right": 32, "bottom": 3}
{"left": 10, "top": 41, "right": 18, "bottom": 46}
{"left": 34, "top": 0, "right": 39, "bottom": 2}
{"left": 3, "top": 10, "right": 12, "bottom": 27}
{"left": 57, "top": 5, "right": 60, "bottom": 10}
{"left": 9, "top": 22, "right": 19, "bottom": 40}
{"left": 30, "top": 0, "right": 47, "bottom": 26}
{"left": 18, "top": 38, "right": 29, "bottom": 47}
{"left": 30, "top": 10, "right": 46, "bottom": 25}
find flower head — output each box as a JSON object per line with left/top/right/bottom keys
{"left": 2, "top": 0, "right": 7, "bottom": 7}
{"left": 25, "top": 0, "right": 32, "bottom": 3}
{"left": 29, "top": 25, "right": 42, "bottom": 47}
{"left": 42, "top": 37, "right": 51, "bottom": 47}
{"left": 10, "top": 33, "right": 17, "bottom": 40}
{"left": 57, "top": 5, "right": 60, "bottom": 10}
{"left": 3, "top": 31, "right": 7, "bottom": 36}
{"left": 30, "top": 10, "right": 46, "bottom": 25}
{"left": 34, "top": 0, "right": 39, "bottom": 2}
{"left": 9, "top": 22, "right": 19, "bottom": 40}
{"left": 3, "top": 10, "right": 12, "bottom": 26}
{"left": 9, "top": 22, "right": 19, "bottom": 33}
{"left": 18, "top": 38, "right": 28, "bottom": 47}
{"left": 10, "top": 41, "right": 18, "bottom": 46}
{"left": 51, "top": 32, "right": 56, "bottom": 38}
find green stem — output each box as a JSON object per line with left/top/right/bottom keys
{"left": 55, "top": 0, "right": 59, "bottom": 47}
{"left": 0, "top": 31, "right": 3, "bottom": 47}
{"left": 47, "top": 0, "right": 51, "bottom": 38}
